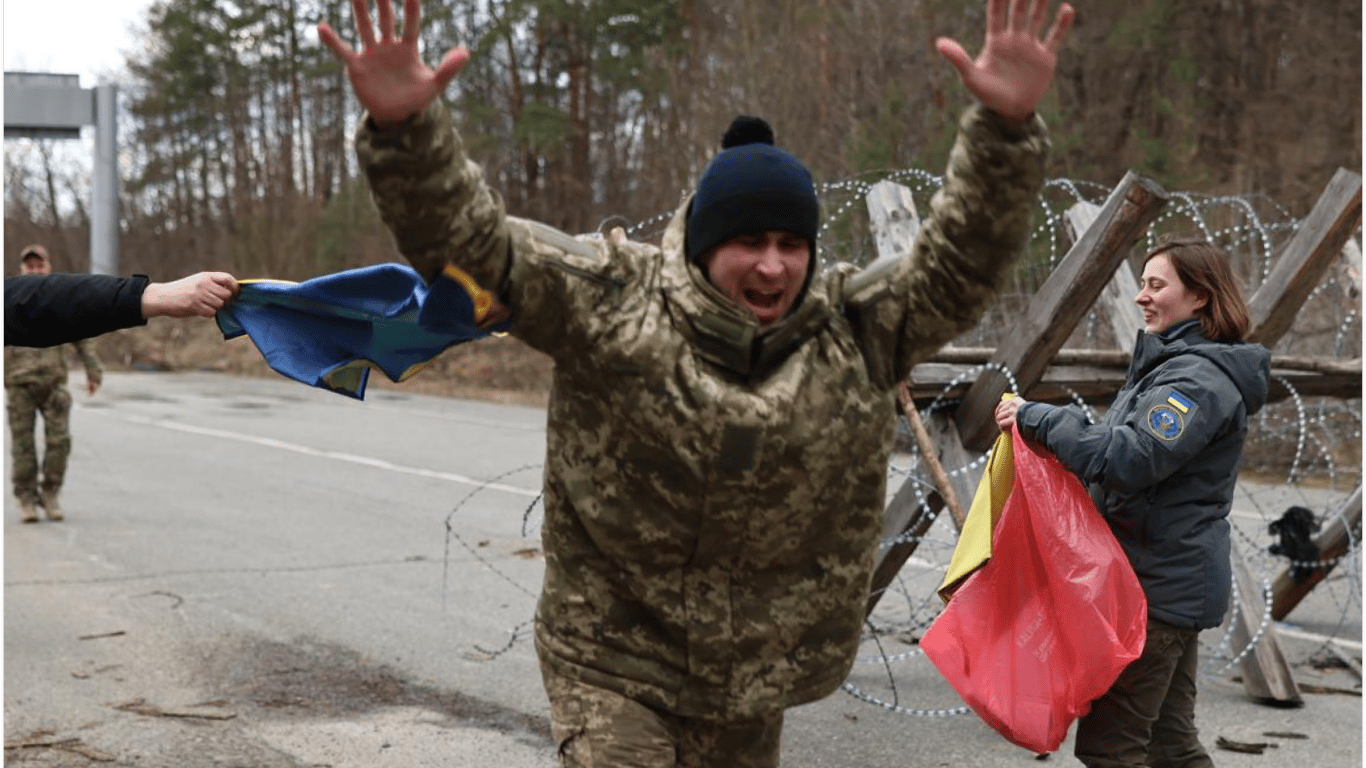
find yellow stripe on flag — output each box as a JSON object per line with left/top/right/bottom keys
{"left": 937, "top": 393, "right": 1017, "bottom": 603}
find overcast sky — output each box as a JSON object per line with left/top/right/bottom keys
{"left": 4, "top": 0, "right": 153, "bottom": 85}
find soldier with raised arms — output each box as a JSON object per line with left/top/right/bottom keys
{"left": 320, "top": 0, "right": 1072, "bottom": 764}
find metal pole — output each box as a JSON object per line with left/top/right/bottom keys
{"left": 90, "top": 83, "right": 119, "bottom": 275}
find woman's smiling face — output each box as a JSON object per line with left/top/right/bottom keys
{"left": 1136, "top": 253, "right": 1207, "bottom": 334}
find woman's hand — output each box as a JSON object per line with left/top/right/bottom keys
{"left": 318, "top": 0, "right": 470, "bottom": 127}
{"left": 995, "top": 396, "right": 1027, "bottom": 432}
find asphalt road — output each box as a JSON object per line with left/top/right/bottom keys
{"left": 4, "top": 371, "right": 1361, "bottom": 767}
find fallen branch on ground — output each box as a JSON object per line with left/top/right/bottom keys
{"left": 111, "top": 697, "right": 238, "bottom": 720}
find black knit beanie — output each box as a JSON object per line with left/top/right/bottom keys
{"left": 686, "top": 116, "right": 819, "bottom": 265}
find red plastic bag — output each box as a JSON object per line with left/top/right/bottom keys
{"left": 920, "top": 426, "right": 1147, "bottom": 754}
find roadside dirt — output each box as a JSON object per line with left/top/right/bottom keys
{"left": 5, "top": 630, "right": 552, "bottom": 768}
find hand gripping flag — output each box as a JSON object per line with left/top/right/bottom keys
{"left": 216, "top": 262, "right": 510, "bottom": 399}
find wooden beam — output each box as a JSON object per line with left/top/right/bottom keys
{"left": 923, "top": 346, "right": 1361, "bottom": 373}
{"left": 1247, "top": 167, "right": 1363, "bottom": 347}
{"left": 866, "top": 180, "right": 920, "bottom": 262}
{"left": 846, "top": 180, "right": 922, "bottom": 298}
{"left": 955, "top": 171, "right": 1171, "bottom": 451}
{"left": 865, "top": 478, "right": 943, "bottom": 618}
{"left": 863, "top": 180, "right": 986, "bottom": 618}
{"left": 1271, "top": 485, "right": 1362, "bottom": 621}
{"left": 906, "top": 360, "right": 1361, "bottom": 407}
{"left": 1225, "top": 372, "right": 1356, "bottom": 403}
{"left": 922, "top": 408, "right": 984, "bottom": 527}
{"left": 864, "top": 180, "right": 980, "bottom": 525}
{"left": 1067, "top": 202, "right": 1144, "bottom": 351}
{"left": 1226, "top": 539, "right": 1303, "bottom": 706}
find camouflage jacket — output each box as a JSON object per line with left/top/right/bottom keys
{"left": 357, "top": 101, "right": 1049, "bottom": 719}
{"left": 4, "top": 338, "right": 101, "bottom": 389}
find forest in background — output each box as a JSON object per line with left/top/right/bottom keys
{"left": 3, "top": 0, "right": 1361, "bottom": 285}
{"left": 2, "top": 0, "right": 1358, "bottom": 484}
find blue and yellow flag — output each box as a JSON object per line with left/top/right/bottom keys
{"left": 216, "top": 263, "right": 510, "bottom": 400}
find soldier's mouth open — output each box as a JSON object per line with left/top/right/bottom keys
{"left": 744, "top": 290, "right": 783, "bottom": 309}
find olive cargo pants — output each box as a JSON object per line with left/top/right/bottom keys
{"left": 1075, "top": 618, "right": 1213, "bottom": 768}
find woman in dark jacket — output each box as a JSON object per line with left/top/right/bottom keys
{"left": 995, "top": 239, "right": 1271, "bottom": 767}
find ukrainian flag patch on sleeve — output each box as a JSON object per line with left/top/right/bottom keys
{"left": 1166, "top": 390, "right": 1194, "bottom": 413}
{"left": 1144, "top": 387, "right": 1196, "bottom": 443}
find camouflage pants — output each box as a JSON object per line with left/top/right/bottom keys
{"left": 1075, "top": 619, "right": 1213, "bottom": 768}
{"left": 6, "top": 381, "right": 73, "bottom": 502}
{"left": 541, "top": 667, "right": 783, "bottom": 768}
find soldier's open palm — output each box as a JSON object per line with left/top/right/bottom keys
{"left": 318, "top": 0, "right": 470, "bottom": 126}
{"left": 935, "top": 0, "right": 1074, "bottom": 122}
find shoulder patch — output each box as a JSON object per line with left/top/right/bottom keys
{"left": 1146, "top": 403, "right": 1185, "bottom": 441}
{"left": 1144, "top": 387, "right": 1199, "bottom": 444}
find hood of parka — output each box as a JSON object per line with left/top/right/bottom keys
{"left": 1131, "top": 320, "right": 1271, "bottom": 416}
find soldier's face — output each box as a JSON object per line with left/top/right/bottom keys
{"left": 701, "top": 231, "right": 810, "bottom": 330}
{"left": 20, "top": 257, "right": 49, "bottom": 275}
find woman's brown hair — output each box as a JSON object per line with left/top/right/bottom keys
{"left": 1143, "top": 239, "right": 1252, "bottom": 342}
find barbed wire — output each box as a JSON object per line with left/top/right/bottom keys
{"left": 449, "top": 171, "right": 1361, "bottom": 720}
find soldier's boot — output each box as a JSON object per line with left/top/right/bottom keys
{"left": 39, "top": 488, "right": 64, "bottom": 522}
{"left": 16, "top": 496, "right": 40, "bottom": 523}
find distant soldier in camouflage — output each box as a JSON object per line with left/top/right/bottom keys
{"left": 320, "top": 0, "right": 1072, "bottom": 765}
{"left": 6, "top": 245, "right": 103, "bottom": 522}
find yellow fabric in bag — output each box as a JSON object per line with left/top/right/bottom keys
{"left": 937, "top": 397, "right": 1017, "bottom": 603}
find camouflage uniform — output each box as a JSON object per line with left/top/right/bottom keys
{"left": 357, "top": 101, "right": 1048, "bottom": 760}
{"left": 542, "top": 668, "right": 784, "bottom": 768}
{"left": 5, "top": 339, "right": 101, "bottom": 518}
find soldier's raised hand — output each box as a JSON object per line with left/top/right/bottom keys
{"left": 936, "top": 0, "right": 1074, "bottom": 122}
{"left": 318, "top": 0, "right": 470, "bottom": 127}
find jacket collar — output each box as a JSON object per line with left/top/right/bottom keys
{"left": 659, "top": 198, "right": 831, "bottom": 378}
{"left": 1158, "top": 318, "right": 1203, "bottom": 341}
{"left": 1130, "top": 320, "right": 1205, "bottom": 380}
{"left": 1129, "top": 319, "right": 1273, "bottom": 416}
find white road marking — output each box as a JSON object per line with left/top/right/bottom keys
{"left": 91, "top": 411, "right": 542, "bottom": 499}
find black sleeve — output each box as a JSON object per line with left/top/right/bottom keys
{"left": 4, "top": 273, "right": 151, "bottom": 347}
